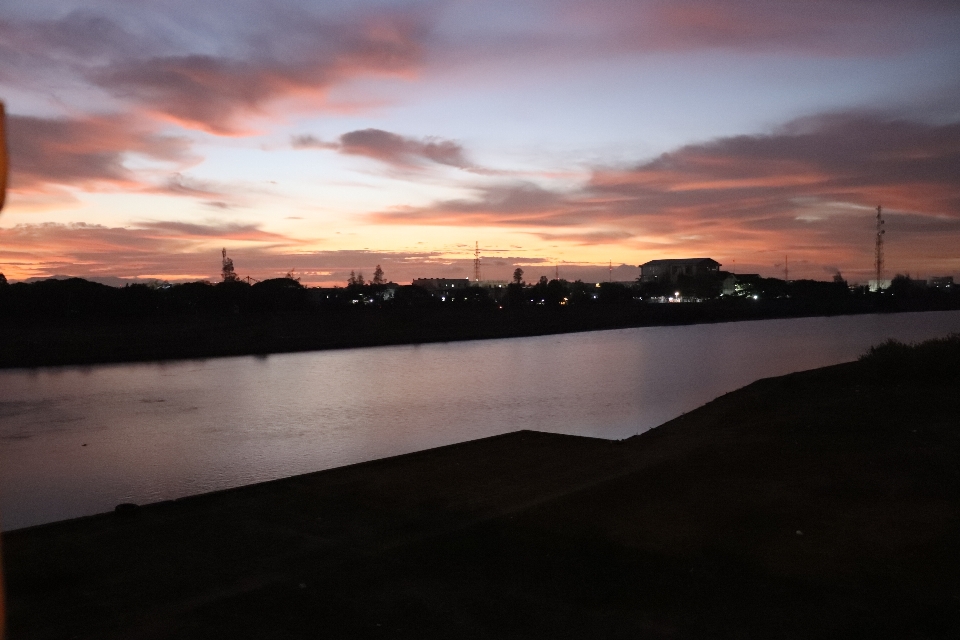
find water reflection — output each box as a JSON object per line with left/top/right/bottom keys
{"left": 2, "top": 311, "right": 960, "bottom": 530}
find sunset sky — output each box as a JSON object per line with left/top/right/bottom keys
{"left": 1, "top": 0, "right": 958, "bottom": 285}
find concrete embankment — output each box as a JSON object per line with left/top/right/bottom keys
{"left": 4, "top": 352, "right": 959, "bottom": 638}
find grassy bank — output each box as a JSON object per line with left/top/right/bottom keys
{"left": 3, "top": 336, "right": 959, "bottom": 638}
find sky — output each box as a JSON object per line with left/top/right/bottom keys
{"left": 1, "top": 0, "right": 959, "bottom": 286}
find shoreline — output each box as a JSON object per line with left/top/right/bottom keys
{"left": 3, "top": 306, "right": 959, "bottom": 371}
{"left": 4, "top": 343, "right": 959, "bottom": 638}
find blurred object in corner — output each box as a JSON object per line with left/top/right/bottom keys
{"left": 0, "top": 101, "right": 6, "bottom": 211}
{"left": 0, "top": 99, "right": 6, "bottom": 640}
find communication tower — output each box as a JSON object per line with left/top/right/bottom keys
{"left": 473, "top": 241, "right": 481, "bottom": 282}
{"left": 874, "top": 205, "right": 885, "bottom": 288}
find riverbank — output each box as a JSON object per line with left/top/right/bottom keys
{"left": 3, "top": 300, "right": 959, "bottom": 370}
{"left": 4, "top": 336, "right": 959, "bottom": 638}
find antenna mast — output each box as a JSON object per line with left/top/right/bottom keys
{"left": 473, "top": 241, "right": 481, "bottom": 283}
{"left": 874, "top": 205, "right": 885, "bottom": 289}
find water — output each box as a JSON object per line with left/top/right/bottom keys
{"left": 2, "top": 311, "right": 959, "bottom": 531}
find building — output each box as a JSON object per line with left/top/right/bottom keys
{"left": 639, "top": 258, "right": 721, "bottom": 284}
{"left": 412, "top": 278, "right": 471, "bottom": 292}
{"left": 929, "top": 276, "right": 954, "bottom": 289}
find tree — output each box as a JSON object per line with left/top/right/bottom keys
{"left": 372, "top": 265, "right": 385, "bottom": 285}
{"left": 513, "top": 268, "right": 524, "bottom": 285}
{"left": 221, "top": 248, "right": 239, "bottom": 282}
{"left": 356, "top": 271, "right": 365, "bottom": 286}
{"left": 347, "top": 270, "right": 357, "bottom": 286}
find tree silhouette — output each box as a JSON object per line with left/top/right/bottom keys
{"left": 372, "top": 265, "right": 385, "bottom": 285}
{"left": 221, "top": 248, "right": 239, "bottom": 282}
{"left": 348, "top": 271, "right": 357, "bottom": 286}
{"left": 513, "top": 268, "right": 524, "bottom": 285}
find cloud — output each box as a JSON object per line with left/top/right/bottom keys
{"left": 375, "top": 112, "right": 960, "bottom": 228}
{"left": 373, "top": 182, "right": 600, "bottom": 226}
{"left": 340, "top": 129, "right": 470, "bottom": 168}
{"left": 135, "top": 221, "right": 290, "bottom": 242}
{"left": 370, "top": 111, "right": 960, "bottom": 279}
{"left": 290, "top": 134, "right": 338, "bottom": 150}
{"left": 0, "top": 221, "right": 589, "bottom": 285}
{"left": 293, "top": 128, "right": 473, "bottom": 170}
{"left": 6, "top": 114, "right": 192, "bottom": 193}
{"left": 89, "top": 15, "right": 426, "bottom": 134}
{"left": 0, "top": 220, "right": 301, "bottom": 281}
{"left": 588, "top": 112, "right": 960, "bottom": 219}
{"left": 550, "top": 0, "right": 960, "bottom": 56}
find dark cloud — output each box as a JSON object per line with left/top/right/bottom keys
{"left": 589, "top": 112, "right": 960, "bottom": 219}
{"left": 340, "top": 129, "right": 469, "bottom": 168}
{"left": 293, "top": 128, "right": 472, "bottom": 170}
{"left": 376, "top": 112, "right": 960, "bottom": 228}
{"left": 555, "top": 0, "right": 960, "bottom": 56}
{"left": 0, "top": 10, "right": 153, "bottom": 64}
{"left": 290, "top": 134, "right": 337, "bottom": 150}
{"left": 90, "top": 15, "right": 425, "bottom": 134}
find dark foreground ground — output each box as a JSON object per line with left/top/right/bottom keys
{"left": 3, "top": 340, "right": 960, "bottom": 639}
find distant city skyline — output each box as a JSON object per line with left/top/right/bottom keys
{"left": 1, "top": 0, "right": 959, "bottom": 285}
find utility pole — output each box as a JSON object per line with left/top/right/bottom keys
{"left": 609, "top": 260, "right": 613, "bottom": 282}
{"left": 875, "top": 205, "right": 885, "bottom": 289}
{"left": 784, "top": 255, "right": 789, "bottom": 282}
{"left": 473, "top": 241, "right": 481, "bottom": 283}
{"left": 555, "top": 264, "right": 559, "bottom": 281}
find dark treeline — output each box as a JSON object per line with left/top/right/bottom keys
{"left": 0, "top": 272, "right": 957, "bottom": 368}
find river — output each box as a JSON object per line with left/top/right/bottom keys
{"left": 2, "top": 311, "right": 959, "bottom": 530}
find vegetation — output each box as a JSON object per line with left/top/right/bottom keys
{"left": 0, "top": 273, "right": 957, "bottom": 368}
{"left": 859, "top": 333, "right": 960, "bottom": 381}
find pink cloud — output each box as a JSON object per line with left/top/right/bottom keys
{"left": 6, "top": 114, "right": 191, "bottom": 194}
{"left": 370, "top": 112, "right": 960, "bottom": 280}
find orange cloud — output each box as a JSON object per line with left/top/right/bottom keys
{"left": 0, "top": 222, "right": 566, "bottom": 285}
{"left": 0, "top": 221, "right": 301, "bottom": 281}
